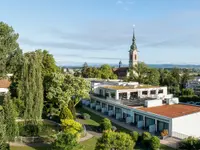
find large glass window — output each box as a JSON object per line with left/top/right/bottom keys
{"left": 115, "top": 107, "right": 122, "bottom": 113}
{"left": 145, "top": 117, "right": 155, "bottom": 127}
{"left": 157, "top": 121, "right": 169, "bottom": 132}
{"left": 135, "top": 114, "right": 143, "bottom": 123}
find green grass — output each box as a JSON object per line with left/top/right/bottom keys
{"left": 10, "top": 145, "right": 50, "bottom": 150}
{"left": 78, "top": 137, "right": 98, "bottom": 150}
{"left": 77, "top": 107, "right": 130, "bottom": 133}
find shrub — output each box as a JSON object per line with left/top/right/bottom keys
{"left": 51, "top": 132, "right": 80, "bottom": 150}
{"left": 150, "top": 136, "right": 160, "bottom": 150}
{"left": 179, "top": 136, "right": 200, "bottom": 150}
{"left": 83, "top": 113, "right": 90, "bottom": 120}
{"left": 130, "top": 131, "right": 139, "bottom": 143}
{"left": 61, "top": 119, "right": 83, "bottom": 138}
{"left": 59, "top": 106, "right": 73, "bottom": 120}
{"left": 100, "top": 118, "right": 112, "bottom": 131}
{"left": 95, "top": 130, "right": 135, "bottom": 150}
{"left": 141, "top": 132, "right": 152, "bottom": 148}
{"left": 0, "top": 143, "right": 10, "bottom": 150}
{"left": 18, "top": 121, "right": 42, "bottom": 136}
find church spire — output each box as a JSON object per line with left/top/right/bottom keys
{"left": 129, "top": 25, "right": 138, "bottom": 68}
{"left": 130, "top": 25, "right": 137, "bottom": 52}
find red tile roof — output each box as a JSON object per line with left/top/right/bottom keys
{"left": 0, "top": 79, "right": 11, "bottom": 88}
{"left": 139, "top": 104, "right": 200, "bottom": 118}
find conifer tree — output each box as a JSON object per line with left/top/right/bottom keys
{"left": 18, "top": 51, "right": 44, "bottom": 120}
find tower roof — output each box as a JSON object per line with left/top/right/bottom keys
{"left": 129, "top": 26, "right": 137, "bottom": 52}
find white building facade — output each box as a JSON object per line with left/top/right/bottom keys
{"left": 83, "top": 80, "right": 200, "bottom": 139}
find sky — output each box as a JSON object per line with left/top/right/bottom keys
{"left": 1, "top": 0, "right": 200, "bottom": 66}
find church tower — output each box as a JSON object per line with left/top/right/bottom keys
{"left": 129, "top": 27, "right": 138, "bottom": 68}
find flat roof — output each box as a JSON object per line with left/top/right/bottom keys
{"left": 0, "top": 79, "right": 11, "bottom": 88}
{"left": 103, "top": 85, "right": 160, "bottom": 90}
{"left": 139, "top": 104, "right": 200, "bottom": 118}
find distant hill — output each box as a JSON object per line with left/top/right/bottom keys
{"left": 60, "top": 63, "right": 200, "bottom": 69}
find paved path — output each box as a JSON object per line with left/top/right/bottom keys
{"left": 79, "top": 132, "right": 94, "bottom": 142}
{"left": 83, "top": 106, "right": 180, "bottom": 149}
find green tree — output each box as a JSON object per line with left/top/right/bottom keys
{"left": 0, "top": 22, "right": 21, "bottom": 77}
{"left": 63, "top": 74, "right": 90, "bottom": 117}
{"left": 100, "top": 118, "right": 112, "bottom": 131}
{"left": 100, "top": 64, "right": 117, "bottom": 79}
{"left": 3, "top": 93, "right": 18, "bottom": 141}
{"left": 181, "top": 69, "right": 191, "bottom": 89}
{"left": 51, "top": 132, "right": 80, "bottom": 150}
{"left": 145, "top": 68, "right": 160, "bottom": 86}
{"left": 130, "top": 131, "right": 139, "bottom": 143}
{"left": 18, "top": 51, "right": 44, "bottom": 119}
{"left": 179, "top": 136, "right": 200, "bottom": 150}
{"left": 171, "top": 68, "right": 181, "bottom": 84}
{"left": 45, "top": 72, "right": 66, "bottom": 116}
{"left": 46, "top": 73, "right": 90, "bottom": 118}
{"left": 141, "top": 132, "right": 152, "bottom": 148}
{"left": 35, "top": 50, "right": 59, "bottom": 77}
{"left": 0, "top": 111, "right": 7, "bottom": 149}
{"left": 129, "top": 62, "right": 149, "bottom": 83}
{"left": 59, "top": 105, "right": 73, "bottom": 120}
{"left": 81, "top": 62, "right": 89, "bottom": 78}
{"left": 182, "top": 88, "right": 195, "bottom": 96}
{"left": 95, "top": 130, "right": 134, "bottom": 150}
{"left": 150, "top": 136, "right": 160, "bottom": 150}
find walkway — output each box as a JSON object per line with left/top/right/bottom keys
{"left": 83, "top": 106, "right": 180, "bottom": 149}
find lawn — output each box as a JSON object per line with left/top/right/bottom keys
{"left": 10, "top": 145, "right": 50, "bottom": 150}
{"left": 77, "top": 107, "right": 130, "bottom": 133}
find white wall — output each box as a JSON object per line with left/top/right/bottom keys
{"left": 172, "top": 112, "right": 200, "bottom": 139}
{"left": 145, "top": 99, "right": 163, "bottom": 107}
{"left": 0, "top": 88, "right": 8, "bottom": 93}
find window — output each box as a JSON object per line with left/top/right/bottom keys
{"left": 135, "top": 54, "right": 137, "bottom": 60}
{"left": 119, "top": 93, "right": 127, "bottom": 100}
{"left": 158, "top": 89, "right": 163, "bottom": 94}
{"left": 142, "top": 91, "right": 148, "bottom": 95}
{"left": 150, "top": 90, "right": 156, "bottom": 95}
{"left": 130, "top": 92, "right": 138, "bottom": 99}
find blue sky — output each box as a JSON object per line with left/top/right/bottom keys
{"left": 1, "top": 0, "right": 200, "bottom": 66}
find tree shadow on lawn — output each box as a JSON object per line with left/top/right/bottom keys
{"left": 84, "top": 124, "right": 101, "bottom": 133}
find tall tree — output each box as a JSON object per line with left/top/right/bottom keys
{"left": 46, "top": 73, "right": 90, "bottom": 118}
{"left": 171, "top": 68, "right": 181, "bottom": 84}
{"left": 18, "top": 51, "right": 43, "bottom": 120}
{"left": 0, "top": 111, "right": 6, "bottom": 148}
{"left": 145, "top": 68, "right": 160, "bottom": 86}
{"left": 0, "top": 22, "right": 21, "bottom": 77}
{"left": 181, "top": 69, "right": 191, "bottom": 89}
{"left": 3, "top": 93, "right": 18, "bottom": 141}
